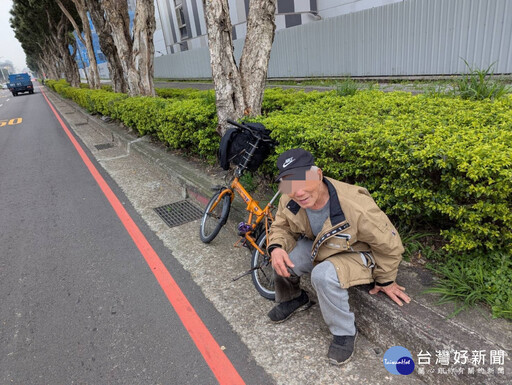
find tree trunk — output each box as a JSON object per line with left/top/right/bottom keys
{"left": 39, "top": 43, "right": 60, "bottom": 79}
{"left": 73, "top": 0, "right": 101, "bottom": 88}
{"left": 47, "top": 41, "right": 63, "bottom": 79}
{"left": 106, "top": 58, "right": 127, "bottom": 93}
{"left": 91, "top": 0, "right": 156, "bottom": 96}
{"left": 132, "top": 0, "right": 156, "bottom": 96}
{"left": 102, "top": 0, "right": 139, "bottom": 96}
{"left": 41, "top": 54, "right": 58, "bottom": 80}
{"left": 203, "top": 0, "right": 245, "bottom": 135}
{"left": 56, "top": 0, "right": 101, "bottom": 89}
{"left": 239, "top": 0, "right": 276, "bottom": 116}
{"left": 64, "top": 38, "right": 81, "bottom": 87}
{"left": 203, "top": 0, "right": 277, "bottom": 135}
{"left": 45, "top": 11, "right": 80, "bottom": 85}
{"left": 77, "top": 47, "right": 90, "bottom": 84}
{"left": 86, "top": 0, "right": 127, "bottom": 93}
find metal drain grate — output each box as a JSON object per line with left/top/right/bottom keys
{"left": 154, "top": 200, "right": 203, "bottom": 228}
{"left": 95, "top": 143, "right": 114, "bottom": 150}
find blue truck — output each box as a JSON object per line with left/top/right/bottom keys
{"left": 7, "top": 73, "right": 34, "bottom": 96}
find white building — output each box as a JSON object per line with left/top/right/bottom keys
{"left": 153, "top": 0, "right": 512, "bottom": 78}
{"left": 154, "top": 0, "right": 401, "bottom": 55}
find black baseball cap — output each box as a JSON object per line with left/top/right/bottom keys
{"left": 275, "top": 148, "right": 315, "bottom": 181}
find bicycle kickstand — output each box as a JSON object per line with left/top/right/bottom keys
{"left": 232, "top": 266, "right": 259, "bottom": 282}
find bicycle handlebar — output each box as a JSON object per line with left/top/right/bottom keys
{"left": 226, "top": 119, "right": 274, "bottom": 143}
{"left": 226, "top": 119, "right": 248, "bottom": 131}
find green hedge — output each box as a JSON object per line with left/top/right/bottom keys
{"left": 261, "top": 88, "right": 330, "bottom": 114}
{"left": 45, "top": 79, "right": 219, "bottom": 159}
{"left": 156, "top": 87, "right": 206, "bottom": 99}
{"left": 257, "top": 90, "right": 512, "bottom": 256}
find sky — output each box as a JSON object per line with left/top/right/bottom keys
{"left": 0, "top": 0, "right": 27, "bottom": 72}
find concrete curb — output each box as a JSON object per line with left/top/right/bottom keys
{"left": 351, "top": 267, "right": 511, "bottom": 384}
{"left": 45, "top": 87, "right": 511, "bottom": 385}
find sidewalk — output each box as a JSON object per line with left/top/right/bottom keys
{"left": 45, "top": 86, "right": 511, "bottom": 385}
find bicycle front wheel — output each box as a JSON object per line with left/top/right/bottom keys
{"left": 199, "top": 189, "right": 231, "bottom": 243}
{"left": 251, "top": 232, "right": 275, "bottom": 300}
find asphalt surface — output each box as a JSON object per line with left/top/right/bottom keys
{"left": 0, "top": 86, "right": 272, "bottom": 384}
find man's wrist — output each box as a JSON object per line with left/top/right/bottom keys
{"left": 267, "top": 244, "right": 282, "bottom": 254}
{"left": 374, "top": 280, "right": 394, "bottom": 287}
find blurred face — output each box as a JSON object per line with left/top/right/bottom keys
{"left": 279, "top": 168, "right": 325, "bottom": 209}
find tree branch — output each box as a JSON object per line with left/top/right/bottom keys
{"left": 55, "top": 0, "right": 87, "bottom": 47}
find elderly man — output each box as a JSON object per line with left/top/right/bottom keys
{"left": 267, "top": 148, "right": 410, "bottom": 365}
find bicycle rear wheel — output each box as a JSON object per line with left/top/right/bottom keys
{"left": 199, "top": 190, "right": 231, "bottom": 243}
{"left": 251, "top": 232, "right": 275, "bottom": 300}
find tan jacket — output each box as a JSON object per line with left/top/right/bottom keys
{"left": 269, "top": 177, "right": 404, "bottom": 289}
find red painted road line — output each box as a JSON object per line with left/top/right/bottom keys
{"left": 41, "top": 89, "right": 245, "bottom": 385}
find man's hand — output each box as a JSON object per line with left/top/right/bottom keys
{"left": 369, "top": 282, "right": 411, "bottom": 306}
{"left": 271, "top": 248, "right": 295, "bottom": 277}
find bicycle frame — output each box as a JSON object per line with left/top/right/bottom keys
{"left": 211, "top": 177, "right": 280, "bottom": 255}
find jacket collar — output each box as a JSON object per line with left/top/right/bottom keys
{"left": 286, "top": 178, "right": 346, "bottom": 226}
{"left": 324, "top": 178, "right": 346, "bottom": 225}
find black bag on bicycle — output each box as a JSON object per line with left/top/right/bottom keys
{"left": 219, "top": 122, "right": 273, "bottom": 171}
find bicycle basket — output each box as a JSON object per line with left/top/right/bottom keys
{"left": 219, "top": 122, "right": 273, "bottom": 171}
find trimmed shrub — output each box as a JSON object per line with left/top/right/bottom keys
{"left": 261, "top": 88, "right": 329, "bottom": 114}
{"left": 46, "top": 80, "right": 219, "bottom": 162}
{"left": 114, "top": 96, "right": 167, "bottom": 136}
{"left": 259, "top": 91, "right": 512, "bottom": 255}
{"left": 156, "top": 88, "right": 203, "bottom": 99}
{"left": 46, "top": 79, "right": 71, "bottom": 94}
{"left": 158, "top": 98, "right": 218, "bottom": 152}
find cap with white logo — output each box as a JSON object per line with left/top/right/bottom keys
{"left": 275, "top": 148, "right": 315, "bottom": 181}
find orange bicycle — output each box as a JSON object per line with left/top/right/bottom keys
{"left": 199, "top": 119, "right": 279, "bottom": 300}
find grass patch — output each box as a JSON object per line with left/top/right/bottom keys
{"left": 400, "top": 230, "right": 445, "bottom": 263}
{"left": 453, "top": 60, "right": 510, "bottom": 100}
{"left": 335, "top": 78, "right": 359, "bottom": 96}
{"left": 400, "top": 228, "right": 512, "bottom": 320}
{"left": 425, "top": 252, "right": 512, "bottom": 319}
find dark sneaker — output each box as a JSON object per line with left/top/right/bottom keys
{"left": 328, "top": 330, "right": 358, "bottom": 365}
{"left": 268, "top": 290, "right": 314, "bottom": 323}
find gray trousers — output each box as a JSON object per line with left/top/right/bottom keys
{"left": 274, "top": 238, "right": 356, "bottom": 337}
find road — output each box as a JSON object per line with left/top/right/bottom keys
{"left": 0, "top": 85, "right": 272, "bottom": 384}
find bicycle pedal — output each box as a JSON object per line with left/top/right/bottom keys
{"left": 237, "top": 222, "right": 252, "bottom": 235}
{"left": 233, "top": 238, "right": 250, "bottom": 249}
